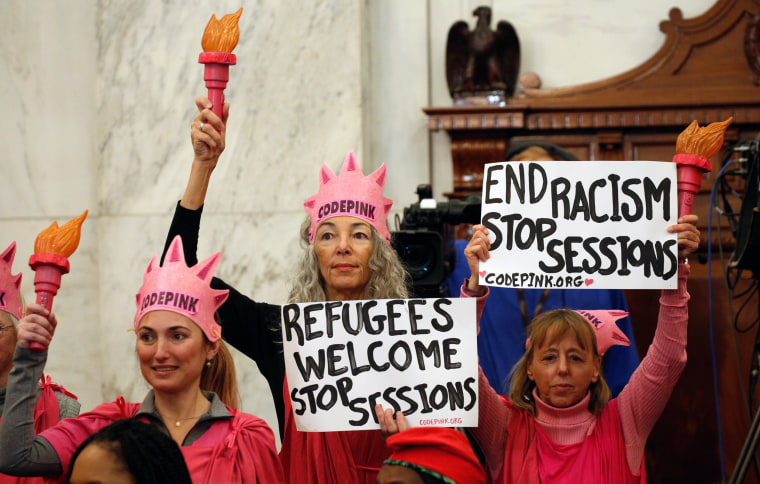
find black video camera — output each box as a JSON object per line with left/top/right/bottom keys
{"left": 392, "top": 185, "right": 481, "bottom": 297}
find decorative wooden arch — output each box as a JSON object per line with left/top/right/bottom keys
{"left": 424, "top": 1, "right": 760, "bottom": 482}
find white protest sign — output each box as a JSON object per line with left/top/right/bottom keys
{"left": 281, "top": 298, "right": 478, "bottom": 431}
{"left": 479, "top": 160, "right": 678, "bottom": 289}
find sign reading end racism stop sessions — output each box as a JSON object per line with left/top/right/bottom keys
{"left": 281, "top": 298, "right": 478, "bottom": 432}
{"left": 479, "top": 160, "right": 678, "bottom": 290}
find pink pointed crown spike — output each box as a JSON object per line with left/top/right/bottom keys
{"left": 303, "top": 150, "right": 394, "bottom": 244}
{"left": 572, "top": 310, "right": 630, "bottom": 355}
{"left": 134, "top": 236, "right": 229, "bottom": 342}
{"left": 526, "top": 309, "right": 630, "bottom": 356}
{"left": 0, "top": 241, "right": 24, "bottom": 321}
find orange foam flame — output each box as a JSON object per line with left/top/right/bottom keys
{"left": 34, "top": 210, "right": 88, "bottom": 257}
{"left": 676, "top": 117, "right": 733, "bottom": 158}
{"left": 201, "top": 8, "right": 243, "bottom": 53}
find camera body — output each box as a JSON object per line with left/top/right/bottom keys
{"left": 392, "top": 185, "right": 481, "bottom": 297}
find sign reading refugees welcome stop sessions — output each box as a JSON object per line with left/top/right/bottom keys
{"left": 281, "top": 298, "right": 478, "bottom": 431}
{"left": 479, "top": 161, "right": 678, "bottom": 289}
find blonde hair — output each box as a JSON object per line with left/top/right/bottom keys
{"left": 508, "top": 309, "right": 611, "bottom": 415}
{"left": 287, "top": 216, "right": 409, "bottom": 303}
{"left": 200, "top": 338, "right": 240, "bottom": 410}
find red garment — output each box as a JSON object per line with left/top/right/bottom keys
{"left": 279, "top": 379, "right": 389, "bottom": 483}
{"left": 497, "top": 398, "right": 642, "bottom": 484}
{"left": 0, "top": 376, "right": 76, "bottom": 484}
{"left": 41, "top": 397, "right": 284, "bottom": 484}
{"left": 470, "top": 264, "right": 690, "bottom": 483}
{"left": 385, "top": 427, "right": 485, "bottom": 484}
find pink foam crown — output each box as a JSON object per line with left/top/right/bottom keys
{"left": 0, "top": 241, "right": 23, "bottom": 321}
{"left": 134, "top": 236, "right": 229, "bottom": 342}
{"left": 573, "top": 309, "right": 631, "bottom": 355}
{"left": 303, "top": 151, "right": 393, "bottom": 244}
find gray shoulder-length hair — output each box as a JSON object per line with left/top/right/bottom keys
{"left": 288, "top": 216, "right": 409, "bottom": 303}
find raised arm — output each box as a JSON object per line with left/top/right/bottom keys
{"left": 181, "top": 96, "right": 229, "bottom": 210}
{"left": 0, "top": 304, "right": 63, "bottom": 476}
{"left": 161, "top": 98, "right": 286, "bottom": 439}
{"left": 617, "top": 214, "right": 700, "bottom": 473}
{"left": 459, "top": 225, "right": 511, "bottom": 479}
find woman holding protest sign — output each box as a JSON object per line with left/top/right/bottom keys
{"left": 163, "top": 96, "right": 410, "bottom": 483}
{"left": 447, "top": 215, "right": 698, "bottom": 483}
{"left": 0, "top": 236, "right": 284, "bottom": 483}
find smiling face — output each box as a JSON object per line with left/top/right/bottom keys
{"left": 527, "top": 329, "right": 601, "bottom": 409}
{"left": 314, "top": 216, "right": 374, "bottom": 301}
{"left": 136, "top": 310, "right": 218, "bottom": 396}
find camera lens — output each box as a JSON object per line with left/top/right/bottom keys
{"left": 399, "top": 242, "right": 436, "bottom": 280}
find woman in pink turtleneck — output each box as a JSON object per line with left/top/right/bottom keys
{"left": 454, "top": 215, "right": 699, "bottom": 483}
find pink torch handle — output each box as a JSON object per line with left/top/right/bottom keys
{"left": 199, "top": 52, "right": 236, "bottom": 121}
{"left": 674, "top": 154, "right": 711, "bottom": 217}
{"left": 28, "top": 254, "right": 70, "bottom": 352}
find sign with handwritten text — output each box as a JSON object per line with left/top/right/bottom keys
{"left": 479, "top": 161, "right": 678, "bottom": 289}
{"left": 281, "top": 298, "right": 478, "bottom": 431}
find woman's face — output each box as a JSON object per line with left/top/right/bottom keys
{"left": 376, "top": 464, "right": 426, "bottom": 484}
{"left": 527, "top": 330, "right": 600, "bottom": 408}
{"left": 69, "top": 443, "right": 136, "bottom": 484}
{"left": 0, "top": 311, "right": 17, "bottom": 379}
{"left": 136, "top": 310, "right": 218, "bottom": 395}
{"left": 314, "top": 216, "right": 374, "bottom": 301}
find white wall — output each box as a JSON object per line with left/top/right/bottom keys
{"left": 0, "top": 0, "right": 716, "bottom": 443}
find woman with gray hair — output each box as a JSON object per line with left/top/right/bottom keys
{"left": 164, "top": 96, "right": 409, "bottom": 483}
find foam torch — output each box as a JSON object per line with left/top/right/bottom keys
{"left": 28, "top": 210, "right": 88, "bottom": 351}
{"left": 673, "top": 117, "right": 733, "bottom": 216}
{"left": 199, "top": 8, "right": 242, "bottom": 120}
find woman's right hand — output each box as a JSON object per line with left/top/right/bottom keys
{"left": 15, "top": 304, "right": 57, "bottom": 349}
{"left": 191, "top": 96, "right": 230, "bottom": 170}
{"left": 375, "top": 404, "right": 409, "bottom": 440}
{"left": 464, "top": 224, "right": 490, "bottom": 293}
{"left": 181, "top": 97, "right": 231, "bottom": 210}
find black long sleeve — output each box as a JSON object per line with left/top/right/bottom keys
{"left": 162, "top": 202, "right": 286, "bottom": 440}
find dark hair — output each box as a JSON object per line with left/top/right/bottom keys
{"left": 67, "top": 418, "right": 192, "bottom": 484}
{"left": 505, "top": 141, "right": 579, "bottom": 161}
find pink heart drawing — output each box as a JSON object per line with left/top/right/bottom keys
{"left": 584, "top": 278, "right": 594, "bottom": 286}
{"left": 479, "top": 271, "right": 487, "bottom": 278}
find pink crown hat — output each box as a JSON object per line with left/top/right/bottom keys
{"left": 134, "top": 236, "right": 229, "bottom": 342}
{"left": 0, "top": 241, "right": 24, "bottom": 321}
{"left": 525, "top": 309, "right": 630, "bottom": 356}
{"left": 573, "top": 310, "right": 631, "bottom": 355}
{"left": 303, "top": 150, "right": 394, "bottom": 244}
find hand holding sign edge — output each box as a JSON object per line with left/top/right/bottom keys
{"left": 464, "top": 224, "right": 490, "bottom": 294}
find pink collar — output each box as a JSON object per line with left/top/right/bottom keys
{"left": 533, "top": 389, "right": 594, "bottom": 429}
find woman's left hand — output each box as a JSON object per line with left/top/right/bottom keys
{"left": 667, "top": 214, "right": 700, "bottom": 260}
{"left": 374, "top": 404, "right": 409, "bottom": 440}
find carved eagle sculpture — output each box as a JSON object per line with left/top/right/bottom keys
{"left": 446, "top": 6, "right": 520, "bottom": 100}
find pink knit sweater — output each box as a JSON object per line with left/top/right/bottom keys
{"left": 464, "top": 264, "right": 690, "bottom": 482}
